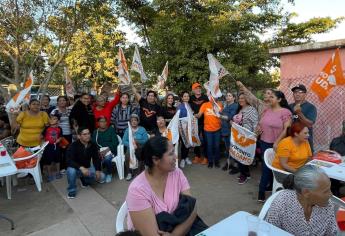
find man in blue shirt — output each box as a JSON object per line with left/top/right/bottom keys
{"left": 289, "top": 84, "right": 317, "bottom": 152}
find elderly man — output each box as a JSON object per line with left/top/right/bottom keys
{"left": 289, "top": 84, "right": 317, "bottom": 152}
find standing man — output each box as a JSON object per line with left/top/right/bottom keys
{"left": 66, "top": 127, "right": 104, "bottom": 199}
{"left": 289, "top": 84, "right": 317, "bottom": 152}
{"left": 131, "top": 85, "right": 161, "bottom": 134}
{"left": 190, "top": 82, "right": 209, "bottom": 164}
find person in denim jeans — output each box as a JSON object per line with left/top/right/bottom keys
{"left": 195, "top": 98, "right": 223, "bottom": 168}
{"left": 66, "top": 127, "right": 104, "bottom": 199}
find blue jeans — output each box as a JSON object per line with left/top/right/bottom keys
{"left": 204, "top": 129, "right": 221, "bottom": 163}
{"left": 258, "top": 140, "right": 274, "bottom": 193}
{"left": 67, "top": 166, "right": 96, "bottom": 194}
{"left": 102, "top": 154, "right": 113, "bottom": 175}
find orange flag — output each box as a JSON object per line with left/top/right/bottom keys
{"left": 310, "top": 48, "right": 345, "bottom": 101}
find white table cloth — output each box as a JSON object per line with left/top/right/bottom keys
{"left": 196, "top": 211, "right": 293, "bottom": 236}
{"left": 0, "top": 152, "right": 17, "bottom": 199}
{"left": 308, "top": 159, "right": 345, "bottom": 182}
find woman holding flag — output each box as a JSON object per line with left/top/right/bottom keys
{"left": 231, "top": 93, "right": 259, "bottom": 184}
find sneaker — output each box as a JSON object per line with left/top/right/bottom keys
{"left": 60, "top": 169, "right": 66, "bottom": 175}
{"left": 80, "top": 178, "right": 89, "bottom": 188}
{"left": 208, "top": 162, "right": 213, "bottom": 168}
{"left": 200, "top": 158, "right": 208, "bottom": 165}
{"left": 214, "top": 161, "right": 220, "bottom": 168}
{"left": 97, "top": 173, "right": 106, "bottom": 184}
{"left": 192, "top": 156, "right": 202, "bottom": 164}
{"left": 258, "top": 191, "right": 266, "bottom": 203}
{"left": 180, "top": 159, "right": 186, "bottom": 168}
{"left": 238, "top": 175, "right": 248, "bottom": 185}
{"left": 105, "top": 174, "right": 112, "bottom": 183}
{"left": 67, "top": 192, "right": 76, "bottom": 199}
{"left": 55, "top": 173, "right": 63, "bottom": 179}
{"left": 47, "top": 175, "right": 55, "bottom": 182}
{"left": 185, "top": 158, "right": 192, "bottom": 165}
{"left": 126, "top": 173, "right": 133, "bottom": 181}
{"left": 222, "top": 163, "right": 229, "bottom": 171}
{"left": 228, "top": 167, "right": 239, "bottom": 175}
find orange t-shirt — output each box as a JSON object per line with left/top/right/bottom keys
{"left": 272, "top": 136, "right": 312, "bottom": 170}
{"left": 199, "top": 101, "right": 223, "bottom": 132}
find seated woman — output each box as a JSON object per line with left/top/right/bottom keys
{"left": 152, "top": 115, "right": 168, "bottom": 138}
{"left": 92, "top": 116, "right": 119, "bottom": 183}
{"left": 265, "top": 165, "right": 337, "bottom": 235}
{"left": 126, "top": 136, "right": 198, "bottom": 236}
{"left": 123, "top": 114, "right": 149, "bottom": 181}
{"left": 272, "top": 122, "right": 312, "bottom": 173}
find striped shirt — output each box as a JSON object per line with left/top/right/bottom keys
{"left": 111, "top": 104, "right": 138, "bottom": 134}
{"left": 233, "top": 105, "right": 259, "bottom": 132}
{"left": 50, "top": 107, "right": 72, "bottom": 135}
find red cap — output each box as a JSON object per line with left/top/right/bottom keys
{"left": 192, "top": 83, "right": 202, "bottom": 90}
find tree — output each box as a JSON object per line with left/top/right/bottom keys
{"left": 116, "top": 0, "right": 342, "bottom": 93}
{"left": 0, "top": 0, "right": 89, "bottom": 98}
{"left": 65, "top": 1, "right": 125, "bottom": 89}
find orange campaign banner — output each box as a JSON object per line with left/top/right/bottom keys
{"left": 310, "top": 48, "right": 345, "bottom": 101}
{"left": 230, "top": 123, "right": 257, "bottom": 165}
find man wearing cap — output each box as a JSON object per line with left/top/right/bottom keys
{"left": 289, "top": 84, "right": 317, "bottom": 152}
{"left": 190, "top": 82, "right": 209, "bottom": 164}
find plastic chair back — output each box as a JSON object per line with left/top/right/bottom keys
{"left": 116, "top": 201, "right": 128, "bottom": 233}
{"left": 258, "top": 190, "right": 284, "bottom": 219}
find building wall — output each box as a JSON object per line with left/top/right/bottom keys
{"left": 279, "top": 48, "right": 345, "bottom": 151}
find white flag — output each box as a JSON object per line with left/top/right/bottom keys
{"left": 117, "top": 48, "right": 131, "bottom": 85}
{"left": 157, "top": 61, "right": 168, "bottom": 89}
{"left": 128, "top": 121, "right": 138, "bottom": 169}
{"left": 207, "top": 53, "right": 229, "bottom": 98}
{"left": 166, "top": 110, "right": 180, "bottom": 144}
{"left": 64, "top": 67, "right": 75, "bottom": 98}
{"left": 204, "top": 81, "right": 222, "bottom": 116}
{"left": 131, "top": 45, "right": 148, "bottom": 82}
{"left": 6, "top": 71, "right": 34, "bottom": 113}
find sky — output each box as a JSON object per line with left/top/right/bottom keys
{"left": 119, "top": 0, "right": 345, "bottom": 44}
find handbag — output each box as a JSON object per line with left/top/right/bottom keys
{"left": 95, "top": 129, "right": 113, "bottom": 159}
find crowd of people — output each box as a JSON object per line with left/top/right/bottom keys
{"left": 1, "top": 79, "right": 345, "bottom": 236}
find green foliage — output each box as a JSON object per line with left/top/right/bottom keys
{"left": 116, "top": 0, "right": 342, "bottom": 93}
{"left": 64, "top": 2, "right": 125, "bottom": 87}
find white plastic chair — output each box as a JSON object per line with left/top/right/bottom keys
{"left": 117, "top": 135, "right": 122, "bottom": 145}
{"left": 258, "top": 190, "right": 284, "bottom": 219}
{"left": 174, "top": 142, "right": 179, "bottom": 168}
{"left": 264, "top": 148, "right": 290, "bottom": 193}
{"left": 116, "top": 201, "right": 128, "bottom": 233}
{"left": 13, "top": 141, "right": 49, "bottom": 192}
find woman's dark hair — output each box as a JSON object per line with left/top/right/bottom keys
{"left": 115, "top": 230, "right": 142, "bottom": 236}
{"left": 236, "top": 92, "right": 249, "bottom": 114}
{"left": 0, "top": 113, "right": 9, "bottom": 124}
{"left": 29, "top": 99, "right": 40, "bottom": 105}
{"left": 42, "top": 94, "right": 50, "bottom": 101}
{"left": 272, "top": 90, "right": 291, "bottom": 112}
{"left": 179, "top": 91, "right": 190, "bottom": 102}
{"left": 120, "top": 92, "right": 131, "bottom": 105}
{"left": 141, "top": 136, "right": 169, "bottom": 169}
{"left": 146, "top": 90, "right": 157, "bottom": 98}
{"left": 164, "top": 93, "right": 174, "bottom": 107}
{"left": 80, "top": 93, "right": 90, "bottom": 98}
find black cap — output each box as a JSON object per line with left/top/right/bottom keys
{"left": 291, "top": 84, "right": 307, "bottom": 93}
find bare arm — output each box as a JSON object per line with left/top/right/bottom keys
{"left": 131, "top": 84, "right": 142, "bottom": 102}
{"left": 279, "top": 157, "right": 297, "bottom": 173}
{"left": 273, "top": 119, "right": 292, "bottom": 150}
{"left": 236, "top": 81, "right": 262, "bottom": 107}
{"left": 130, "top": 208, "right": 161, "bottom": 236}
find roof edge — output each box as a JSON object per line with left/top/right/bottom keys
{"left": 269, "top": 39, "right": 345, "bottom": 55}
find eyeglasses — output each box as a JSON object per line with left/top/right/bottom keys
{"left": 293, "top": 90, "right": 306, "bottom": 94}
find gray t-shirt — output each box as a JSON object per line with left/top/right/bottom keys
{"left": 289, "top": 101, "right": 317, "bottom": 150}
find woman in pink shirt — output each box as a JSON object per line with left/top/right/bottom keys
{"left": 257, "top": 90, "right": 292, "bottom": 202}
{"left": 126, "top": 136, "right": 197, "bottom": 236}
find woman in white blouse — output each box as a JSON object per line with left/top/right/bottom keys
{"left": 265, "top": 165, "right": 338, "bottom": 236}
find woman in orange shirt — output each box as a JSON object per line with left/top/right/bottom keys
{"left": 272, "top": 122, "right": 312, "bottom": 173}
{"left": 195, "top": 98, "right": 223, "bottom": 168}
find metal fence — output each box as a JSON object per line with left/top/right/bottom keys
{"left": 279, "top": 73, "right": 345, "bottom": 151}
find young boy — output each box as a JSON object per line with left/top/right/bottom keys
{"left": 41, "top": 112, "right": 63, "bottom": 182}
